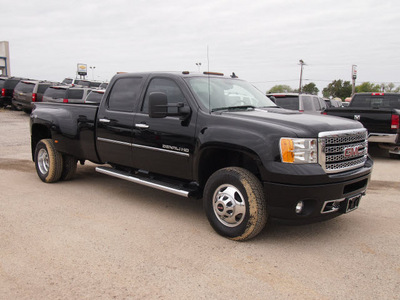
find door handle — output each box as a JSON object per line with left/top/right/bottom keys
{"left": 135, "top": 123, "right": 149, "bottom": 129}
{"left": 99, "top": 118, "right": 111, "bottom": 123}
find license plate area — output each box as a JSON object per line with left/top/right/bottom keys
{"left": 344, "top": 194, "right": 362, "bottom": 213}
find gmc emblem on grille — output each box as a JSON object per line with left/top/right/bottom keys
{"left": 344, "top": 146, "right": 361, "bottom": 157}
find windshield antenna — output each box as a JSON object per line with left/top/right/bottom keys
{"left": 207, "top": 45, "right": 211, "bottom": 114}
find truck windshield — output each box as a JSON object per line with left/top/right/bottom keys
{"left": 185, "top": 77, "right": 277, "bottom": 111}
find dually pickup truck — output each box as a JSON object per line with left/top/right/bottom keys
{"left": 325, "top": 93, "right": 400, "bottom": 158}
{"left": 30, "top": 72, "right": 373, "bottom": 240}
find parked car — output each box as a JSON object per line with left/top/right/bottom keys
{"left": 0, "top": 76, "right": 8, "bottom": 107}
{"left": 267, "top": 93, "right": 327, "bottom": 114}
{"left": 324, "top": 98, "right": 342, "bottom": 108}
{"left": 31, "top": 71, "right": 372, "bottom": 241}
{"left": 324, "top": 92, "right": 400, "bottom": 158}
{"left": 84, "top": 89, "right": 105, "bottom": 104}
{"left": 99, "top": 82, "right": 109, "bottom": 89}
{"left": 12, "top": 80, "right": 57, "bottom": 113}
{"left": 0, "top": 77, "right": 28, "bottom": 109}
{"left": 42, "top": 86, "right": 92, "bottom": 103}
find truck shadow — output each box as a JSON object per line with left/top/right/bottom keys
{"left": 71, "top": 164, "right": 363, "bottom": 243}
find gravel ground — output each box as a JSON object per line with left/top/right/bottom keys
{"left": 0, "top": 108, "right": 399, "bottom": 299}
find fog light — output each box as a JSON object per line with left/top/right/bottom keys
{"left": 295, "top": 201, "right": 304, "bottom": 214}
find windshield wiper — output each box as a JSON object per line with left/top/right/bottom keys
{"left": 211, "top": 105, "right": 256, "bottom": 112}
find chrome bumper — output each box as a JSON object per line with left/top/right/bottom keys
{"left": 368, "top": 133, "right": 399, "bottom": 144}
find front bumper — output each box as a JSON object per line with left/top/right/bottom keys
{"left": 263, "top": 167, "right": 372, "bottom": 224}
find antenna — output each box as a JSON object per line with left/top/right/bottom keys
{"left": 207, "top": 45, "right": 211, "bottom": 113}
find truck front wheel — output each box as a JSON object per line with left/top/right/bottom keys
{"left": 203, "top": 167, "right": 267, "bottom": 241}
{"left": 34, "top": 139, "right": 63, "bottom": 183}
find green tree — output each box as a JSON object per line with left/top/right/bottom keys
{"left": 384, "top": 82, "right": 395, "bottom": 92}
{"left": 355, "top": 82, "right": 381, "bottom": 93}
{"left": 302, "top": 82, "right": 319, "bottom": 95}
{"left": 322, "top": 80, "right": 352, "bottom": 100}
{"left": 267, "top": 84, "right": 293, "bottom": 94}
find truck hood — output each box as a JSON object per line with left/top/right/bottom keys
{"left": 218, "top": 107, "right": 364, "bottom": 137}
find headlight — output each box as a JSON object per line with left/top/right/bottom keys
{"left": 280, "top": 138, "right": 318, "bottom": 164}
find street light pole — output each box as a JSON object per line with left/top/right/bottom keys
{"left": 90, "top": 66, "right": 96, "bottom": 80}
{"left": 196, "top": 62, "right": 202, "bottom": 73}
{"left": 299, "top": 59, "right": 305, "bottom": 93}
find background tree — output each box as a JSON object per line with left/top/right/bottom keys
{"left": 302, "top": 82, "right": 319, "bottom": 95}
{"left": 355, "top": 82, "right": 381, "bottom": 93}
{"left": 322, "top": 80, "right": 352, "bottom": 100}
{"left": 267, "top": 84, "right": 293, "bottom": 94}
{"left": 384, "top": 82, "right": 395, "bottom": 92}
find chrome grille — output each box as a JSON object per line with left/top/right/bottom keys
{"left": 318, "top": 128, "right": 368, "bottom": 174}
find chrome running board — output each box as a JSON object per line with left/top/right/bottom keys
{"left": 96, "top": 166, "right": 194, "bottom": 197}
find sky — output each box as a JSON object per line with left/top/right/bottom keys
{"left": 1, "top": 0, "right": 400, "bottom": 94}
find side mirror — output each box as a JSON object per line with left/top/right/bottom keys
{"left": 149, "top": 92, "right": 168, "bottom": 118}
{"left": 149, "top": 92, "right": 192, "bottom": 120}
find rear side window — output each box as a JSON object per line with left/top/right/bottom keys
{"left": 273, "top": 96, "right": 299, "bottom": 110}
{"left": 44, "top": 87, "right": 67, "bottom": 99}
{"left": 4, "top": 79, "right": 21, "bottom": 89}
{"left": 85, "top": 91, "right": 104, "bottom": 104}
{"left": 0, "top": 79, "right": 7, "bottom": 89}
{"left": 302, "top": 96, "right": 313, "bottom": 111}
{"left": 107, "top": 77, "right": 143, "bottom": 112}
{"left": 15, "top": 82, "right": 36, "bottom": 93}
{"left": 37, "top": 84, "right": 51, "bottom": 94}
{"left": 68, "top": 89, "right": 84, "bottom": 100}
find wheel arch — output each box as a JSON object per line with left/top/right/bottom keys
{"left": 31, "top": 124, "right": 52, "bottom": 161}
{"left": 195, "top": 144, "right": 264, "bottom": 189}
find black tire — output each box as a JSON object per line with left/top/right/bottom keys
{"left": 60, "top": 155, "right": 77, "bottom": 181}
{"left": 34, "top": 139, "right": 63, "bottom": 183}
{"left": 203, "top": 167, "right": 267, "bottom": 241}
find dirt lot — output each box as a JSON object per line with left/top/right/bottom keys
{"left": 0, "top": 109, "right": 399, "bottom": 299}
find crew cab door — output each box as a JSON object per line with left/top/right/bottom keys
{"left": 132, "top": 77, "right": 196, "bottom": 180}
{"left": 96, "top": 76, "right": 143, "bottom": 167}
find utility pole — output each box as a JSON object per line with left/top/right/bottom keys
{"left": 352, "top": 65, "right": 357, "bottom": 96}
{"left": 299, "top": 59, "right": 305, "bottom": 93}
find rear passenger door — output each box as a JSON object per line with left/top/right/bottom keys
{"left": 96, "top": 76, "right": 143, "bottom": 167}
{"left": 132, "top": 76, "right": 196, "bottom": 180}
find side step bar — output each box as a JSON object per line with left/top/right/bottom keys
{"left": 95, "top": 166, "right": 195, "bottom": 198}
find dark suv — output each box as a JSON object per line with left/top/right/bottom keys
{"left": 42, "top": 86, "right": 92, "bottom": 103}
{"left": 267, "top": 93, "right": 327, "bottom": 114}
{"left": 0, "top": 77, "right": 28, "bottom": 109}
{"left": 12, "top": 80, "right": 57, "bottom": 113}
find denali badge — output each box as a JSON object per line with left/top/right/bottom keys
{"left": 354, "top": 115, "right": 361, "bottom": 121}
{"left": 344, "top": 146, "right": 361, "bottom": 157}
{"left": 162, "top": 144, "right": 190, "bottom": 153}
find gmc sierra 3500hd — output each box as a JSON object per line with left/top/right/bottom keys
{"left": 30, "top": 71, "right": 373, "bottom": 240}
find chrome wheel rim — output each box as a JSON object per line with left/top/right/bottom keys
{"left": 37, "top": 148, "right": 49, "bottom": 175}
{"left": 212, "top": 184, "right": 246, "bottom": 227}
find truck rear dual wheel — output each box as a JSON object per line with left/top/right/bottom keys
{"left": 35, "top": 139, "right": 63, "bottom": 183}
{"left": 204, "top": 167, "right": 268, "bottom": 241}
{"left": 34, "top": 139, "right": 77, "bottom": 183}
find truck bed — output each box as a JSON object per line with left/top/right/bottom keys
{"left": 31, "top": 102, "right": 100, "bottom": 163}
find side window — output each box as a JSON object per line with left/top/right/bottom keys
{"left": 302, "top": 96, "right": 313, "bottom": 111}
{"left": 142, "top": 78, "right": 187, "bottom": 114}
{"left": 68, "top": 89, "right": 84, "bottom": 100}
{"left": 312, "top": 97, "right": 321, "bottom": 110}
{"left": 107, "top": 77, "right": 142, "bottom": 112}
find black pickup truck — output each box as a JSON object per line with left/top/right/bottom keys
{"left": 324, "top": 93, "right": 400, "bottom": 158}
{"left": 30, "top": 72, "right": 373, "bottom": 240}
